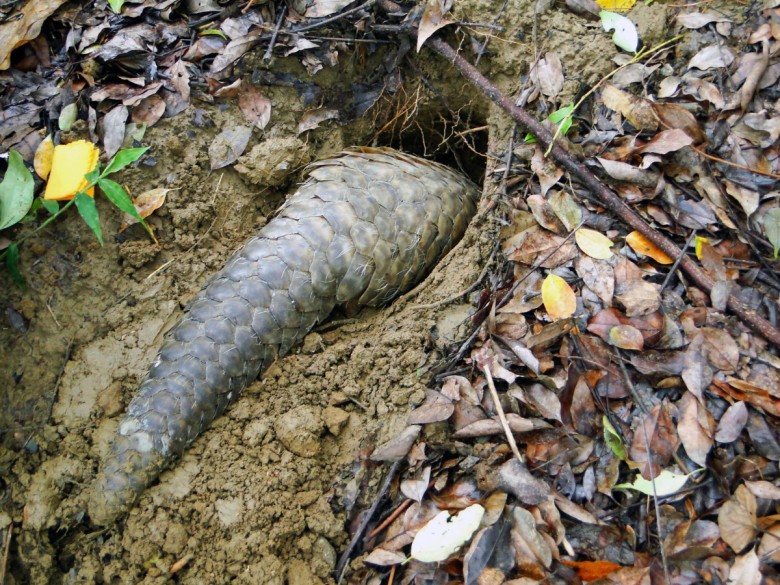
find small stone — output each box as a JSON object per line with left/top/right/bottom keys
{"left": 322, "top": 406, "right": 350, "bottom": 436}
{"left": 274, "top": 405, "right": 324, "bottom": 457}
{"left": 96, "top": 382, "right": 125, "bottom": 417}
{"left": 311, "top": 537, "right": 337, "bottom": 578}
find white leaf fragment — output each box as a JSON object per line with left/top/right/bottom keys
{"left": 615, "top": 469, "right": 691, "bottom": 496}
{"left": 600, "top": 11, "right": 639, "bottom": 53}
{"left": 411, "top": 504, "right": 485, "bottom": 563}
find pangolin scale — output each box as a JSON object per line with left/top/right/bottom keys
{"left": 88, "top": 147, "right": 479, "bottom": 524}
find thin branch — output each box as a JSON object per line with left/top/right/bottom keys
{"left": 482, "top": 362, "right": 524, "bottom": 463}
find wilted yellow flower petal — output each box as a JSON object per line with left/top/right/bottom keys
{"left": 34, "top": 134, "right": 54, "bottom": 180}
{"left": 44, "top": 140, "right": 100, "bottom": 201}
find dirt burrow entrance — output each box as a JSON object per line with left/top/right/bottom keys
{"left": 0, "top": 0, "right": 632, "bottom": 581}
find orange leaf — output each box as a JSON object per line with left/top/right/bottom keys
{"left": 541, "top": 273, "right": 576, "bottom": 320}
{"left": 561, "top": 559, "right": 623, "bottom": 581}
{"left": 43, "top": 140, "right": 100, "bottom": 201}
{"left": 625, "top": 231, "right": 673, "bottom": 264}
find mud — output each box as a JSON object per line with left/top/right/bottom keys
{"left": 0, "top": 0, "right": 640, "bottom": 581}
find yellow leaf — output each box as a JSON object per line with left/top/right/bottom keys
{"left": 695, "top": 236, "right": 709, "bottom": 260}
{"left": 625, "top": 231, "right": 673, "bottom": 264}
{"left": 34, "top": 134, "right": 54, "bottom": 180}
{"left": 44, "top": 140, "right": 100, "bottom": 201}
{"left": 575, "top": 228, "right": 614, "bottom": 259}
{"left": 542, "top": 274, "right": 576, "bottom": 320}
{"left": 596, "top": 0, "right": 637, "bottom": 12}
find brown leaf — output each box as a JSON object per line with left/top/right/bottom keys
{"left": 638, "top": 128, "right": 693, "bottom": 155}
{"left": 530, "top": 53, "right": 564, "bottom": 98}
{"left": 651, "top": 102, "right": 706, "bottom": 145}
{"left": 576, "top": 255, "right": 614, "bottom": 305}
{"left": 496, "top": 459, "right": 550, "bottom": 505}
{"left": 511, "top": 506, "right": 552, "bottom": 569}
{"left": 408, "top": 390, "right": 454, "bottom": 425}
{"left": 416, "top": 0, "right": 454, "bottom": 52}
{"left": 504, "top": 226, "right": 578, "bottom": 268}
{"left": 714, "top": 401, "right": 748, "bottom": 443}
{"left": 688, "top": 44, "right": 735, "bottom": 70}
{"left": 718, "top": 485, "right": 757, "bottom": 553}
{"left": 370, "top": 425, "right": 422, "bottom": 462}
{"left": 297, "top": 108, "right": 339, "bottom": 134}
{"left": 132, "top": 94, "right": 166, "bottom": 127}
{"left": 0, "top": 0, "right": 68, "bottom": 70}
{"left": 120, "top": 187, "right": 173, "bottom": 230}
{"left": 238, "top": 82, "right": 271, "bottom": 130}
{"left": 677, "top": 392, "right": 714, "bottom": 466}
{"left": 401, "top": 466, "right": 431, "bottom": 503}
{"left": 208, "top": 125, "right": 252, "bottom": 170}
{"left": 304, "top": 0, "right": 355, "bottom": 18}
{"left": 629, "top": 402, "right": 679, "bottom": 479}
{"left": 609, "top": 324, "right": 644, "bottom": 351}
{"left": 601, "top": 84, "right": 658, "bottom": 131}
{"left": 527, "top": 193, "right": 564, "bottom": 232}
{"left": 701, "top": 327, "right": 740, "bottom": 372}
{"left": 364, "top": 548, "right": 406, "bottom": 566}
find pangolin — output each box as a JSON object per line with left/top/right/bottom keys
{"left": 88, "top": 147, "right": 479, "bottom": 524}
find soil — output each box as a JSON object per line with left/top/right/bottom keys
{"left": 0, "top": 1, "right": 666, "bottom": 583}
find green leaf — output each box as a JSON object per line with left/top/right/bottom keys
{"left": 108, "top": 0, "right": 125, "bottom": 13}
{"left": 42, "top": 198, "right": 59, "bottom": 215}
{"left": 614, "top": 469, "right": 691, "bottom": 497}
{"left": 524, "top": 103, "right": 575, "bottom": 143}
{"left": 765, "top": 208, "right": 780, "bottom": 258}
{"left": 75, "top": 192, "right": 103, "bottom": 245}
{"left": 603, "top": 415, "right": 627, "bottom": 461}
{"left": 85, "top": 167, "right": 100, "bottom": 185}
{"left": 102, "top": 147, "right": 149, "bottom": 177}
{"left": 59, "top": 102, "right": 78, "bottom": 132}
{"left": 200, "top": 29, "right": 228, "bottom": 39}
{"left": 0, "top": 151, "right": 35, "bottom": 230}
{"left": 5, "top": 242, "right": 25, "bottom": 289}
{"left": 99, "top": 178, "right": 152, "bottom": 238}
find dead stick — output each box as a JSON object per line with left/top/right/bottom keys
{"left": 427, "top": 36, "right": 780, "bottom": 349}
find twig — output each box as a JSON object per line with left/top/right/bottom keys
{"left": 335, "top": 459, "right": 403, "bottom": 584}
{"left": 262, "top": 4, "right": 287, "bottom": 64}
{"left": 481, "top": 362, "right": 524, "bottom": 463}
{"left": 0, "top": 523, "right": 11, "bottom": 585}
{"left": 427, "top": 36, "right": 780, "bottom": 349}
{"left": 366, "top": 498, "right": 413, "bottom": 540}
{"left": 660, "top": 230, "right": 696, "bottom": 294}
{"left": 291, "top": 0, "right": 377, "bottom": 34}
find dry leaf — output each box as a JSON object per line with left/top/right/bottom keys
{"left": 677, "top": 392, "right": 714, "bottom": 466}
{"left": 629, "top": 402, "right": 678, "bottom": 479}
{"left": 121, "top": 188, "right": 174, "bottom": 230}
{"left": 601, "top": 84, "right": 658, "bottom": 130}
{"left": 238, "top": 82, "right": 271, "bottom": 130}
{"left": 416, "top": 0, "right": 454, "bottom": 52}
{"left": 609, "top": 324, "right": 644, "bottom": 351}
{"left": 33, "top": 134, "right": 54, "bottom": 180}
{"left": 542, "top": 274, "right": 576, "bottom": 320}
{"left": 718, "top": 485, "right": 757, "bottom": 553}
{"left": 714, "top": 401, "right": 748, "bottom": 443}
